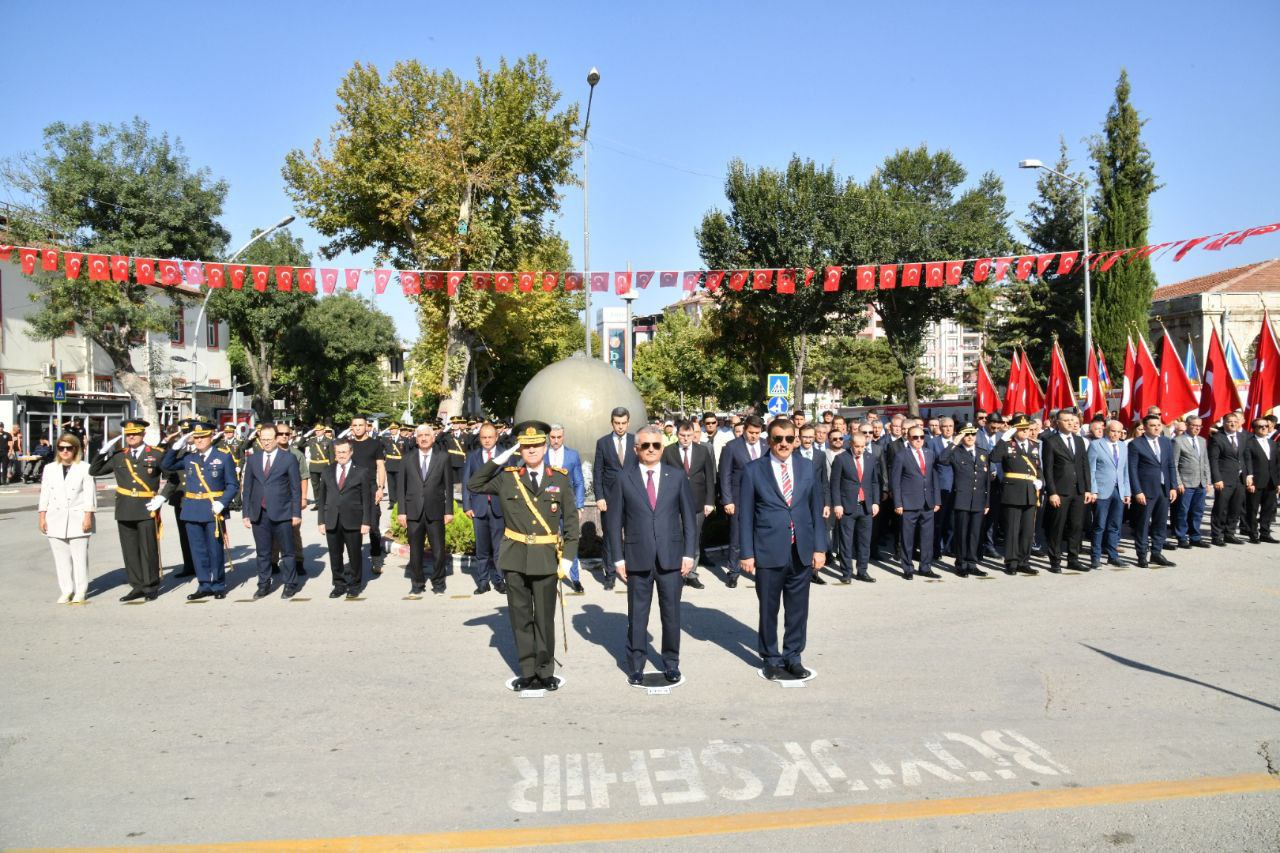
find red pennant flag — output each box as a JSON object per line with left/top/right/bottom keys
{"left": 424, "top": 271, "right": 444, "bottom": 291}
{"left": 1202, "top": 232, "right": 1241, "bottom": 251}
{"left": 135, "top": 258, "right": 157, "bottom": 285}
{"left": 1002, "top": 350, "right": 1021, "bottom": 419}
{"left": 682, "top": 271, "right": 700, "bottom": 291}
{"left": 158, "top": 260, "right": 181, "bottom": 286}
{"left": 110, "top": 255, "right": 130, "bottom": 282}
{"left": 472, "top": 272, "right": 492, "bottom": 291}
{"left": 1246, "top": 309, "right": 1280, "bottom": 421}
{"left": 803, "top": 268, "right": 816, "bottom": 288}
{"left": 1036, "top": 253, "right": 1057, "bottom": 277}
{"left": 636, "top": 270, "right": 655, "bottom": 289}
{"left": 228, "top": 264, "right": 247, "bottom": 290}
{"left": 823, "top": 266, "right": 843, "bottom": 292}
{"left": 1129, "top": 242, "right": 1169, "bottom": 263}
{"left": 87, "top": 254, "right": 109, "bottom": 281}
{"left": 972, "top": 258, "right": 992, "bottom": 283}
{"left": 250, "top": 266, "right": 270, "bottom": 291}
{"left": 976, "top": 359, "right": 1002, "bottom": 416}
{"left": 540, "top": 271, "right": 559, "bottom": 291}
{"left": 1100, "top": 249, "right": 1131, "bottom": 271}
{"left": 400, "top": 271, "right": 420, "bottom": 295}
{"left": 319, "top": 269, "right": 338, "bottom": 294}
{"left": 705, "top": 271, "right": 725, "bottom": 291}
{"left": 589, "top": 272, "right": 609, "bottom": 292}
{"left": 1057, "top": 251, "right": 1079, "bottom": 275}
{"left": 274, "top": 266, "right": 294, "bottom": 291}
{"left": 945, "top": 260, "right": 963, "bottom": 285}
{"left": 1157, "top": 330, "right": 1199, "bottom": 423}
{"left": 63, "top": 252, "right": 83, "bottom": 280}
{"left": 563, "top": 272, "right": 583, "bottom": 292}
{"left": 900, "top": 263, "right": 921, "bottom": 287}
{"left": 0, "top": 245, "right": 11, "bottom": 261}
{"left": 1015, "top": 256, "right": 1035, "bottom": 281}
{"left": 371, "top": 269, "right": 390, "bottom": 293}
{"left": 1086, "top": 253, "right": 1103, "bottom": 271}
{"left": 517, "top": 271, "right": 535, "bottom": 292}
{"left": 345, "top": 269, "right": 362, "bottom": 291}
{"left": 855, "top": 265, "right": 875, "bottom": 290}
{"left": 1199, "top": 327, "right": 1244, "bottom": 425}
{"left": 42, "top": 248, "right": 59, "bottom": 271}
{"left": 447, "top": 271, "right": 465, "bottom": 295}
{"left": 1118, "top": 336, "right": 1137, "bottom": 426}
{"left": 1225, "top": 222, "right": 1280, "bottom": 247}
{"left": 728, "top": 270, "right": 748, "bottom": 291}
{"left": 1084, "top": 347, "right": 1106, "bottom": 422}
{"left": 295, "top": 268, "right": 315, "bottom": 293}
{"left": 494, "top": 272, "right": 514, "bottom": 292}
{"left": 20, "top": 248, "right": 39, "bottom": 275}
{"left": 991, "top": 257, "right": 1013, "bottom": 281}
{"left": 183, "top": 261, "right": 204, "bottom": 287}
{"left": 614, "top": 271, "right": 632, "bottom": 294}
{"left": 877, "top": 265, "right": 895, "bottom": 290}
{"left": 924, "top": 262, "right": 944, "bottom": 288}
{"left": 206, "top": 264, "right": 226, "bottom": 289}
{"left": 776, "top": 269, "right": 796, "bottom": 294}
{"left": 1043, "top": 341, "right": 1075, "bottom": 419}
{"left": 752, "top": 269, "right": 774, "bottom": 290}
{"left": 659, "top": 271, "right": 678, "bottom": 288}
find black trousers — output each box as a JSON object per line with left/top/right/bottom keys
{"left": 326, "top": 527, "right": 363, "bottom": 591}
{"left": 117, "top": 517, "right": 161, "bottom": 593}
{"left": 174, "top": 501, "right": 194, "bottom": 572}
{"left": 599, "top": 505, "right": 616, "bottom": 577}
{"left": 755, "top": 545, "right": 812, "bottom": 667}
{"left": 838, "top": 509, "right": 873, "bottom": 576}
{"left": 252, "top": 518, "right": 297, "bottom": 588}
{"left": 471, "top": 513, "right": 505, "bottom": 588}
{"left": 505, "top": 571, "right": 558, "bottom": 679}
{"left": 1046, "top": 493, "right": 1085, "bottom": 565}
{"left": 952, "top": 509, "right": 984, "bottom": 570}
{"left": 1244, "top": 485, "right": 1278, "bottom": 538}
{"left": 406, "top": 514, "right": 448, "bottom": 588}
{"left": 1133, "top": 491, "right": 1170, "bottom": 557}
{"left": 983, "top": 480, "right": 1004, "bottom": 548}
{"left": 386, "top": 470, "right": 400, "bottom": 510}
{"left": 368, "top": 499, "right": 384, "bottom": 557}
{"left": 726, "top": 509, "right": 742, "bottom": 577}
{"left": 309, "top": 472, "right": 326, "bottom": 508}
{"left": 1003, "top": 503, "right": 1036, "bottom": 568}
{"left": 935, "top": 489, "right": 955, "bottom": 555}
{"left": 626, "top": 563, "right": 683, "bottom": 673}
{"left": 1211, "top": 482, "right": 1244, "bottom": 540}
{"left": 899, "top": 507, "right": 934, "bottom": 574}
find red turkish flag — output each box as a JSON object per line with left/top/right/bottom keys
{"left": 1002, "top": 350, "right": 1021, "bottom": 419}
{"left": 1225, "top": 222, "right": 1280, "bottom": 247}
{"left": 776, "top": 269, "right": 796, "bottom": 294}
{"left": 345, "top": 269, "right": 362, "bottom": 291}
{"left": 855, "top": 265, "right": 875, "bottom": 290}
{"left": 1202, "top": 232, "right": 1241, "bottom": 251}
{"left": 111, "top": 255, "right": 130, "bottom": 282}
{"left": 296, "top": 268, "right": 316, "bottom": 293}
{"left": 206, "top": 264, "right": 226, "bottom": 289}
{"left": 494, "top": 272, "right": 514, "bottom": 292}
{"left": 752, "top": 269, "right": 774, "bottom": 290}
{"left": 1089, "top": 252, "right": 1106, "bottom": 271}
{"left": 659, "top": 271, "right": 678, "bottom": 288}
{"left": 1129, "top": 242, "right": 1170, "bottom": 263}
{"left": 400, "top": 271, "right": 420, "bottom": 295}
{"left": 636, "top": 271, "right": 655, "bottom": 289}
{"left": 1157, "top": 331, "right": 1199, "bottom": 423}
{"left": 900, "top": 263, "right": 921, "bottom": 287}
{"left": 1118, "top": 337, "right": 1138, "bottom": 426}
{"left": 1043, "top": 341, "right": 1075, "bottom": 419}
{"left": 517, "top": 271, "right": 535, "bottom": 292}
{"left": 227, "top": 264, "right": 247, "bottom": 290}
{"left": 1036, "top": 253, "right": 1057, "bottom": 277}
{"left": 976, "top": 359, "right": 1002, "bottom": 415}
{"left": 991, "top": 257, "right": 1014, "bottom": 281}
{"left": 42, "top": 248, "right": 59, "bottom": 271}
{"left": 1132, "top": 336, "right": 1160, "bottom": 422}
{"left": 1083, "top": 347, "right": 1105, "bottom": 422}
{"left": 251, "top": 266, "right": 271, "bottom": 291}
{"left": 1100, "top": 249, "right": 1130, "bottom": 271}
{"left": 586, "top": 272, "right": 607, "bottom": 292}
{"left": 372, "top": 269, "right": 390, "bottom": 293}
{"left": 0, "top": 244, "right": 10, "bottom": 261}
{"left": 877, "top": 265, "right": 895, "bottom": 290}
{"left": 135, "top": 258, "right": 157, "bottom": 285}
{"left": 425, "top": 272, "right": 444, "bottom": 291}
{"left": 612, "top": 271, "right": 630, "bottom": 294}
{"left": 472, "top": 272, "right": 492, "bottom": 291}
{"left": 824, "top": 266, "right": 843, "bottom": 292}
{"left": 1015, "top": 256, "right": 1035, "bottom": 281}
{"left": 540, "top": 271, "right": 559, "bottom": 291}
{"left": 20, "top": 248, "right": 39, "bottom": 275}
{"left": 704, "top": 271, "right": 725, "bottom": 291}
{"left": 64, "top": 252, "right": 83, "bottom": 280}
{"left": 924, "top": 262, "right": 944, "bottom": 288}
{"left": 1021, "top": 355, "right": 1045, "bottom": 417}
{"left": 447, "top": 271, "right": 465, "bottom": 295}
{"left": 563, "top": 272, "right": 583, "bottom": 291}
{"left": 1057, "top": 252, "right": 1079, "bottom": 275}
{"left": 158, "top": 260, "right": 181, "bottom": 286}
{"left": 682, "top": 272, "right": 700, "bottom": 291}
{"left": 319, "top": 269, "right": 338, "bottom": 293}
{"left": 1246, "top": 309, "right": 1280, "bottom": 421}
{"left": 183, "top": 261, "right": 204, "bottom": 287}
{"left": 728, "top": 270, "right": 748, "bottom": 291}
{"left": 971, "top": 259, "right": 992, "bottom": 283}
{"left": 945, "top": 260, "right": 963, "bottom": 285}
{"left": 274, "top": 266, "right": 294, "bottom": 291}
{"left": 1199, "top": 327, "right": 1244, "bottom": 425}
{"left": 802, "top": 268, "right": 815, "bottom": 288}
{"left": 87, "top": 254, "right": 109, "bottom": 281}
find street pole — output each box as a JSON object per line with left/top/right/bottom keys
{"left": 582, "top": 67, "right": 600, "bottom": 358}
{"left": 1019, "top": 160, "right": 1091, "bottom": 369}
{"left": 622, "top": 288, "right": 636, "bottom": 379}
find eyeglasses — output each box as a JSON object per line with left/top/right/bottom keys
{"left": 769, "top": 434, "right": 797, "bottom": 444}
{"left": 277, "top": 432, "right": 292, "bottom": 437}
{"left": 637, "top": 442, "right": 663, "bottom": 451}
{"left": 859, "top": 429, "right": 872, "bottom": 435}
{"left": 57, "top": 445, "right": 75, "bottom": 452}
{"left": 909, "top": 435, "right": 925, "bottom": 441}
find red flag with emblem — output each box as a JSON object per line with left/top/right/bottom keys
{"left": 1021, "top": 354, "right": 1045, "bottom": 416}
{"left": 803, "top": 268, "right": 816, "bottom": 288}
{"left": 1043, "top": 340, "right": 1075, "bottom": 419}
{"left": 1118, "top": 336, "right": 1137, "bottom": 426}
{"left": 636, "top": 270, "right": 655, "bottom": 289}
{"left": 540, "top": 271, "right": 559, "bottom": 291}
{"left": 1226, "top": 223, "right": 1280, "bottom": 247}
{"left": 659, "top": 271, "right": 678, "bottom": 288}
{"left": 682, "top": 271, "right": 700, "bottom": 291}
{"left": 900, "top": 263, "right": 921, "bottom": 288}
{"left": 855, "top": 265, "right": 875, "bottom": 290}
{"left": 319, "top": 268, "right": 338, "bottom": 293}
{"left": 1089, "top": 253, "right": 1106, "bottom": 271}
{"left": 447, "top": 271, "right": 465, "bottom": 295}
{"left": 818, "top": 265, "right": 839, "bottom": 291}
{"left": 924, "top": 262, "right": 944, "bottom": 288}
{"left": 1202, "top": 232, "right": 1240, "bottom": 252}
{"left": 752, "top": 269, "right": 773, "bottom": 290}
{"left": 110, "top": 255, "right": 130, "bottom": 282}
{"left": 1157, "top": 330, "right": 1199, "bottom": 424}
{"left": 472, "top": 272, "right": 492, "bottom": 291}
{"left": 1199, "top": 327, "right": 1244, "bottom": 425}
{"left": 205, "top": 264, "right": 225, "bottom": 289}
{"left": 87, "top": 254, "right": 110, "bottom": 281}
{"left": 945, "top": 260, "right": 963, "bottom": 285}
{"left": 1100, "top": 249, "right": 1131, "bottom": 271}
{"left": 776, "top": 269, "right": 796, "bottom": 294}
{"left": 614, "top": 271, "right": 632, "bottom": 294}
{"left": 227, "top": 264, "right": 246, "bottom": 290}
{"left": 425, "top": 271, "right": 444, "bottom": 291}
{"left": 1035, "top": 253, "right": 1056, "bottom": 277}
{"left": 563, "top": 272, "right": 583, "bottom": 292}
{"left": 158, "top": 260, "right": 181, "bottom": 286}
{"left": 274, "top": 266, "right": 294, "bottom": 291}
{"left": 494, "top": 272, "right": 514, "bottom": 292}
{"left": 517, "top": 271, "right": 535, "bottom": 292}
{"left": 1002, "top": 350, "right": 1021, "bottom": 418}
{"left": 250, "top": 266, "right": 270, "bottom": 291}
{"left": 400, "top": 271, "right": 420, "bottom": 295}
{"left": 1057, "top": 251, "right": 1079, "bottom": 275}
{"left": 183, "top": 261, "right": 203, "bottom": 287}
{"left": 877, "top": 265, "right": 896, "bottom": 290}
{"left": 42, "top": 248, "right": 59, "bottom": 271}
{"left": 727, "top": 270, "right": 748, "bottom": 291}
{"left": 135, "top": 258, "right": 157, "bottom": 285}
{"left": 991, "top": 257, "right": 1013, "bottom": 281}
{"left": 1015, "top": 256, "right": 1035, "bottom": 281}
{"left": 372, "top": 269, "right": 391, "bottom": 293}
{"left": 345, "top": 269, "right": 362, "bottom": 291}
{"left": 1246, "top": 309, "right": 1280, "bottom": 421}
{"left": 705, "top": 271, "right": 725, "bottom": 292}
{"left": 972, "top": 258, "right": 992, "bottom": 283}
{"left": 1132, "top": 336, "right": 1159, "bottom": 422}
{"left": 63, "top": 252, "right": 83, "bottom": 280}
{"left": 297, "top": 268, "right": 316, "bottom": 293}
{"left": 20, "top": 248, "right": 39, "bottom": 275}
{"left": 976, "top": 358, "right": 1002, "bottom": 415}
{"left": 0, "top": 245, "right": 10, "bottom": 261}
{"left": 1083, "top": 347, "right": 1105, "bottom": 422}
{"left": 589, "top": 272, "right": 609, "bottom": 292}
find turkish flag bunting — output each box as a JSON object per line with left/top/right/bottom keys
{"left": 1089, "top": 252, "right": 1107, "bottom": 271}
{"left": 589, "top": 272, "right": 609, "bottom": 292}
{"left": 319, "top": 269, "right": 337, "bottom": 294}
{"left": 1057, "top": 252, "right": 1079, "bottom": 275}
{"left": 135, "top": 258, "right": 157, "bottom": 285}
{"left": 111, "top": 255, "right": 130, "bottom": 282}
{"left": 1202, "top": 232, "right": 1241, "bottom": 251}
{"left": 0, "top": 245, "right": 10, "bottom": 261}
{"left": 752, "top": 269, "right": 774, "bottom": 290}
{"left": 87, "top": 254, "right": 109, "bottom": 281}
{"left": 776, "top": 269, "right": 796, "bottom": 293}
{"left": 517, "top": 271, "right": 535, "bottom": 292}
{"left": 900, "top": 263, "right": 921, "bottom": 287}
{"left": 372, "top": 269, "right": 391, "bottom": 293}
{"left": 1036, "top": 253, "right": 1057, "bottom": 277}
{"left": 563, "top": 272, "right": 583, "bottom": 291}
{"left": 1015, "top": 256, "right": 1035, "bottom": 281}
{"left": 945, "top": 260, "right": 963, "bottom": 285}
{"left": 158, "top": 260, "right": 181, "bottom": 286}
{"left": 42, "top": 248, "right": 59, "bottom": 271}
{"left": 1199, "top": 327, "right": 1244, "bottom": 425}
{"left": 20, "top": 248, "right": 39, "bottom": 275}
{"left": 447, "top": 271, "right": 465, "bottom": 295}
{"left": 1100, "top": 249, "right": 1130, "bottom": 271}
{"left": 1174, "top": 237, "right": 1212, "bottom": 261}
{"left": 924, "top": 262, "right": 944, "bottom": 288}
{"left": 250, "top": 266, "right": 270, "bottom": 291}
{"left": 183, "top": 261, "right": 204, "bottom": 287}
{"left": 345, "top": 269, "right": 362, "bottom": 291}
{"left": 274, "top": 266, "right": 294, "bottom": 291}
{"left": 1157, "top": 331, "right": 1199, "bottom": 423}
{"left": 206, "top": 264, "right": 226, "bottom": 289}
{"left": 472, "top": 273, "right": 492, "bottom": 291}
{"left": 1001, "top": 350, "right": 1021, "bottom": 419}
{"left": 728, "top": 271, "right": 748, "bottom": 291}
{"left": 704, "top": 271, "right": 725, "bottom": 291}
{"left": 877, "top": 265, "right": 895, "bottom": 290}
{"left": 425, "top": 272, "right": 444, "bottom": 291}
{"left": 976, "top": 359, "right": 1002, "bottom": 415}
{"left": 540, "top": 271, "right": 559, "bottom": 292}
{"left": 1226, "top": 223, "right": 1280, "bottom": 247}
{"left": 991, "top": 257, "right": 1013, "bottom": 281}
{"left": 228, "top": 264, "right": 247, "bottom": 290}
{"left": 682, "top": 272, "right": 700, "bottom": 291}
{"left": 636, "top": 271, "right": 655, "bottom": 289}
{"left": 660, "top": 271, "right": 678, "bottom": 288}
{"left": 614, "top": 271, "right": 632, "bottom": 294}
{"left": 855, "top": 265, "right": 875, "bottom": 290}
{"left": 1129, "top": 243, "right": 1168, "bottom": 263}
{"left": 824, "top": 265, "right": 843, "bottom": 292}
{"left": 296, "top": 268, "right": 316, "bottom": 293}
{"left": 400, "top": 271, "right": 420, "bottom": 295}
{"left": 64, "top": 252, "right": 83, "bottom": 280}
{"left": 1245, "top": 309, "right": 1280, "bottom": 421}
{"left": 972, "top": 259, "right": 991, "bottom": 283}
{"left": 802, "top": 268, "right": 815, "bottom": 288}
{"left": 494, "top": 272, "right": 514, "bottom": 292}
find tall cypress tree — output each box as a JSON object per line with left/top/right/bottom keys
{"left": 1090, "top": 68, "right": 1160, "bottom": 362}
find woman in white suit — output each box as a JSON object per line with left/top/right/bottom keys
{"left": 38, "top": 433, "right": 97, "bottom": 603}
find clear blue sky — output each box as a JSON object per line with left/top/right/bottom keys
{"left": 5, "top": 1, "right": 1278, "bottom": 343}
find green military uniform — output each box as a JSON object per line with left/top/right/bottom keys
{"left": 467, "top": 421, "right": 580, "bottom": 690}
{"left": 89, "top": 419, "right": 175, "bottom": 600}
{"left": 988, "top": 416, "right": 1042, "bottom": 576}
{"left": 305, "top": 424, "right": 333, "bottom": 510}
{"left": 382, "top": 423, "right": 404, "bottom": 510}
{"left": 445, "top": 416, "right": 469, "bottom": 484}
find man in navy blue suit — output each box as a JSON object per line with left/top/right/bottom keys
{"left": 240, "top": 423, "right": 303, "bottom": 599}
{"left": 462, "top": 422, "right": 507, "bottom": 595}
{"left": 738, "top": 417, "right": 828, "bottom": 680}
{"left": 719, "top": 414, "right": 767, "bottom": 588}
{"left": 593, "top": 406, "right": 636, "bottom": 591}
{"left": 606, "top": 425, "right": 697, "bottom": 685}
{"left": 1127, "top": 414, "right": 1179, "bottom": 568}
{"left": 892, "top": 425, "right": 942, "bottom": 579}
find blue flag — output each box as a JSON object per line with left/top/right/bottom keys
{"left": 1224, "top": 333, "right": 1250, "bottom": 383}
{"left": 1183, "top": 337, "right": 1200, "bottom": 382}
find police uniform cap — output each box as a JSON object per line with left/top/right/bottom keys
{"left": 958, "top": 422, "right": 978, "bottom": 436}
{"left": 191, "top": 421, "right": 216, "bottom": 437}
{"left": 122, "top": 419, "right": 149, "bottom": 435}
{"left": 513, "top": 420, "right": 551, "bottom": 446}
{"left": 450, "top": 416, "right": 466, "bottom": 425}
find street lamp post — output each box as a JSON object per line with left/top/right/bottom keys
{"left": 620, "top": 289, "right": 638, "bottom": 379}
{"left": 1019, "top": 159, "right": 1091, "bottom": 367}
{"left": 582, "top": 67, "right": 600, "bottom": 358}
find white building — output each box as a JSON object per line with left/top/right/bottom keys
{"left": 858, "top": 305, "right": 983, "bottom": 396}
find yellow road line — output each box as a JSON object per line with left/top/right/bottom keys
{"left": 18, "top": 772, "right": 1280, "bottom": 852}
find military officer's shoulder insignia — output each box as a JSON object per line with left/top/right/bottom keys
{"left": 979, "top": 453, "right": 987, "bottom": 462}
{"left": 503, "top": 465, "right": 521, "bottom": 473}
{"left": 551, "top": 465, "right": 568, "bottom": 475}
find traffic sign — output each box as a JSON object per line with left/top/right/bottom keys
{"left": 52, "top": 380, "right": 66, "bottom": 402}
{"left": 766, "top": 396, "right": 789, "bottom": 416}
{"left": 767, "top": 373, "right": 790, "bottom": 398}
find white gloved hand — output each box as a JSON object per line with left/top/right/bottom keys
{"left": 1001, "top": 428, "right": 1016, "bottom": 442}
{"left": 493, "top": 444, "right": 519, "bottom": 465}
{"left": 145, "top": 496, "right": 166, "bottom": 512}
{"left": 557, "top": 558, "right": 573, "bottom": 580}
{"left": 211, "top": 500, "right": 225, "bottom": 516}
{"left": 171, "top": 433, "right": 190, "bottom": 451}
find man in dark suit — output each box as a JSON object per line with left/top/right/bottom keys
{"left": 988, "top": 415, "right": 1041, "bottom": 576}
{"left": 1127, "top": 414, "right": 1178, "bottom": 567}
{"left": 593, "top": 406, "right": 636, "bottom": 591}
{"left": 1208, "top": 411, "right": 1247, "bottom": 545}
{"left": 462, "top": 423, "right": 507, "bottom": 595}
{"left": 938, "top": 423, "right": 991, "bottom": 577}
{"left": 892, "top": 425, "right": 941, "bottom": 579}
{"left": 239, "top": 423, "right": 304, "bottom": 599}
{"left": 796, "top": 423, "right": 832, "bottom": 584}
{"left": 1242, "top": 417, "right": 1280, "bottom": 543}
{"left": 929, "top": 417, "right": 957, "bottom": 558}
{"left": 662, "top": 419, "right": 716, "bottom": 589}
{"left": 829, "top": 431, "right": 879, "bottom": 582}
{"left": 608, "top": 426, "right": 697, "bottom": 685}
{"left": 395, "top": 423, "right": 454, "bottom": 596}
{"left": 738, "top": 417, "right": 828, "bottom": 680}
{"left": 977, "top": 413, "right": 1006, "bottom": 557}
{"left": 316, "top": 438, "right": 374, "bottom": 598}
{"left": 1040, "top": 409, "right": 1094, "bottom": 572}
{"left": 719, "top": 414, "right": 767, "bottom": 588}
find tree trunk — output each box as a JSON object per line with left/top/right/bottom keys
{"left": 244, "top": 342, "right": 273, "bottom": 421}
{"left": 794, "top": 332, "right": 809, "bottom": 414}
{"left": 904, "top": 371, "right": 919, "bottom": 417}
{"left": 114, "top": 369, "right": 159, "bottom": 431}
{"left": 438, "top": 180, "right": 475, "bottom": 419}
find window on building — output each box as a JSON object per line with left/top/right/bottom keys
{"left": 61, "top": 373, "right": 77, "bottom": 391}
{"left": 0, "top": 371, "right": 5, "bottom": 394}
{"left": 207, "top": 378, "right": 221, "bottom": 388}
{"left": 206, "top": 318, "right": 219, "bottom": 350}
{"left": 170, "top": 308, "right": 185, "bottom": 346}
{"left": 94, "top": 374, "right": 113, "bottom": 393}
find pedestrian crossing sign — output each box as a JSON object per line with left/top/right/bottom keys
{"left": 767, "top": 373, "right": 790, "bottom": 398}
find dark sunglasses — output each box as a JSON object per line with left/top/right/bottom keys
{"left": 909, "top": 434, "right": 926, "bottom": 440}
{"left": 830, "top": 435, "right": 844, "bottom": 441}
{"left": 769, "top": 434, "right": 797, "bottom": 444}
{"left": 57, "top": 445, "right": 75, "bottom": 451}
{"left": 637, "top": 441, "right": 663, "bottom": 451}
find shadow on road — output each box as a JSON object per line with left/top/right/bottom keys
{"left": 463, "top": 607, "right": 521, "bottom": 675}
{"left": 1081, "top": 643, "right": 1280, "bottom": 713}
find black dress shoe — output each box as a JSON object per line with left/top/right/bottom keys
{"left": 1137, "top": 557, "right": 1150, "bottom": 568}
{"left": 187, "top": 589, "right": 212, "bottom": 601}
{"left": 1090, "top": 560, "right": 1101, "bottom": 570}
{"left": 213, "top": 591, "right": 226, "bottom": 599}
{"left": 1193, "top": 540, "right": 1211, "bottom": 548}
{"left": 969, "top": 567, "right": 988, "bottom": 577}
{"left": 1066, "top": 562, "right": 1084, "bottom": 572}
{"left": 538, "top": 675, "right": 560, "bottom": 691}
{"left": 513, "top": 675, "right": 538, "bottom": 691}
{"left": 1151, "top": 553, "right": 1176, "bottom": 566}
{"left": 628, "top": 672, "right": 644, "bottom": 686}
{"left": 1108, "top": 557, "right": 1125, "bottom": 566}
{"left": 856, "top": 572, "right": 877, "bottom": 583}
{"left": 1177, "top": 539, "right": 1191, "bottom": 549}
{"left": 903, "top": 571, "right": 914, "bottom": 580}
{"left": 785, "top": 661, "right": 810, "bottom": 679}
{"left": 663, "top": 669, "right": 682, "bottom": 684}
{"left": 1164, "top": 541, "right": 1178, "bottom": 551}
{"left": 474, "top": 584, "right": 491, "bottom": 595}
{"left": 725, "top": 575, "right": 738, "bottom": 588}
{"left": 839, "top": 575, "right": 852, "bottom": 584}
{"left": 431, "top": 584, "right": 446, "bottom": 595}
{"left": 685, "top": 575, "right": 705, "bottom": 589}
{"left": 919, "top": 569, "right": 940, "bottom": 579}
{"left": 329, "top": 588, "right": 346, "bottom": 598}
{"left": 494, "top": 580, "right": 508, "bottom": 594}
{"left": 143, "top": 591, "right": 158, "bottom": 601}
{"left": 1250, "top": 536, "right": 1262, "bottom": 544}
{"left": 281, "top": 587, "right": 298, "bottom": 600}
{"left": 810, "top": 573, "right": 827, "bottom": 585}
{"left": 409, "top": 585, "right": 425, "bottom": 596}
{"left": 1263, "top": 535, "right": 1280, "bottom": 544}
{"left": 1212, "top": 538, "right": 1225, "bottom": 546}
{"left": 569, "top": 580, "right": 584, "bottom": 594}
{"left": 1016, "top": 565, "right": 1039, "bottom": 575}
{"left": 763, "top": 664, "right": 785, "bottom": 681}
{"left": 1225, "top": 536, "right": 1243, "bottom": 544}
{"left": 120, "top": 590, "right": 145, "bottom": 602}
{"left": 1046, "top": 564, "right": 1062, "bottom": 574}
{"left": 253, "top": 585, "right": 271, "bottom": 600}
{"left": 602, "top": 577, "right": 616, "bottom": 591}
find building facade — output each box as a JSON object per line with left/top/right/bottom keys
{"left": 1149, "top": 258, "right": 1280, "bottom": 367}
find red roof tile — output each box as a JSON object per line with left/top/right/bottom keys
{"left": 1152, "top": 258, "right": 1280, "bottom": 302}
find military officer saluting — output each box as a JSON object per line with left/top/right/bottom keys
{"left": 305, "top": 422, "right": 333, "bottom": 509}
{"left": 90, "top": 419, "right": 176, "bottom": 601}
{"left": 381, "top": 421, "right": 405, "bottom": 508}
{"left": 988, "top": 414, "right": 1041, "bottom": 576}
{"left": 161, "top": 421, "right": 240, "bottom": 600}
{"left": 445, "top": 416, "right": 469, "bottom": 484}
{"left": 937, "top": 422, "right": 991, "bottom": 578}
{"left": 467, "top": 420, "right": 580, "bottom": 692}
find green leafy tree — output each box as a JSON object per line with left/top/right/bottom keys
{"left": 808, "top": 337, "right": 946, "bottom": 405}
{"left": 204, "top": 228, "right": 313, "bottom": 419}
{"left": 1090, "top": 68, "right": 1160, "bottom": 361}
{"left": 631, "top": 309, "right": 723, "bottom": 414}
{"left": 283, "top": 293, "right": 398, "bottom": 424}
{"left": 283, "top": 55, "right": 580, "bottom": 417}
{"left": 1, "top": 118, "right": 229, "bottom": 424}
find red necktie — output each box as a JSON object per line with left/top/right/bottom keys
{"left": 915, "top": 449, "right": 925, "bottom": 475}
{"left": 646, "top": 469, "right": 657, "bottom": 509}
{"left": 683, "top": 447, "right": 690, "bottom": 473}
{"left": 337, "top": 465, "right": 346, "bottom": 490}
{"left": 855, "top": 454, "right": 864, "bottom": 502}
